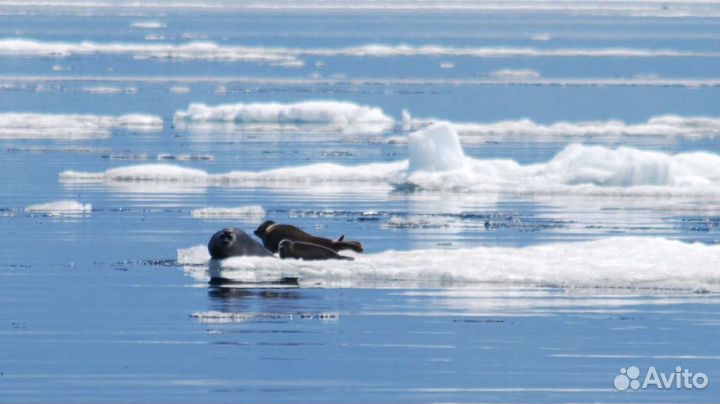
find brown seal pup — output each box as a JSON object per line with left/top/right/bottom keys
{"left": 278, "top": 239, "right": 354, "bottom": 261}
{"left": 208, "top": 228, "right": 274, "bottom": 259}
{"left": 254, "top": 220, "right": 363, "bottom": 253}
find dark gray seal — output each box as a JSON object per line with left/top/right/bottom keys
{"left": 254, "top": 220, "right": 363, "bottom": 253}
{"left": 208, "top": 228, "right": 273, "bottom": 259}
{"left": 278, "top": 239, "right": 354, "bottom": 261}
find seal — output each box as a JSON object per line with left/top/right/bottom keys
{"left": 278, "top": 239, "right": 354, "bottom": 261}
{"left": 208, "top": 227, "right": 274, "bottom": 259}
{"left": 254, "top": 220, "right": 363, "bottom": 253}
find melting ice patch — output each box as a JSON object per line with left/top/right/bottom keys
{"left": 4, "top": 1, "right": 720, "bottom": 17}
{"left": 25, "top": 200, "right": 92, "bottom": 215}
{"left": 173, "top": 101, "right": 394, "bottom": 134}
{"left": 129, "top": 21, "right": 167, "bottom": 29}
{"left": 450, "top": 115, "right": 720, "bottom": 140}
{"left": 0, "top": 113, "right": 163, "bottom": 140}
{"left": 177, "top": 237, "right": 720, "bottom": 292}
{"left": 60, "top": 161, "right": 404, "bottom": 186}
{"left": 0, "top": 39, "right": 302, "bottom": 66}
{"left": 59, "top": 123, "right": 720, "bottom": 196}
{"left": 81, "top": 86, "right": 138, "bottom": 94}
{"left": 1, "top": 39, "right": 717, "bottom": 67}
{"left": 488, "top": 69, "right": 541, "bottom": 79}
{"left": 191, "top": 205, "right": 266, "bottom": 219}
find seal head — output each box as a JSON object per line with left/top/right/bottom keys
{"left": 208, "top": 227, "right": 273, "bottom": 259}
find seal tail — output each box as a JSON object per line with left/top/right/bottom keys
{"left": 338, "top": 254, "right": 354, "bottom": 261}
{"left": 332, "top": 240, "right": 364, "bottom": 253}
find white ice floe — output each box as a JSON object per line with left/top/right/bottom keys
{"left": 3, "top": 1, "right": 720, "bottom": 18}
{"left": 489, "top": 69, "right": 541, "bottom": 79}
{"left": 169, "top": 86, "right": 191, "bottom": 94}
{"left": 450, "top": 115, "right": 720, "bottom": 139}
{"left": 0, "top": 39, "right": 303, "bottom": 67}
{"left": 0, "top": 113, "right": 163, "bottom": 140}
{"left": 1, "top": 39, "right": 717, "bottom": 67}
{"left": 60, "top": 161, "right": 404, "bottom": 186}
{"left": 191, "top": 205, "right": 266, "bottom": 219}
{"left": 51, "top": 64, "right": 70, "bottom": 71}
{"left": 173, "top": 101, "right": 395, "bottom": 134}
{"left": 130, "top": 20, "right": 167, "bottom": 29}
{"left": 301, "top": 44, "right": 720, "bottom": 58}
{"left": 531, "top": 33, "right": 552, "bottom": 42}
{"left": 4, "top": 75, "right": 720, "bottom": 89}
{"left": 177, "top": 237, "right": 720, "bottom": 292}
{"left": 402, "top": 133, "right": 720, "bottom": 194}
{"left": 58, "top": 122, "right": 720, "bottom": 196}
{"left": 144, "top": 34, "right": 165, "bottom": 41}
{"left": 408, "top": 122, "right": 466, "bottom": 173}
{"left": 81, "top": 86, "right": 138, "bottom": 94}
{"left": 63, "top": 164, "right": 209, "bottom": 182}
{"left": 25, "top": 200, "right": 92, "bottom": 215}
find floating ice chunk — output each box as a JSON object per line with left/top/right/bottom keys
{"left": 541, "top": 144, "right": 720, "bottom": 187}
{"left": 61, "top": 164, "right": 208, "bottom": 183}
{"left": 489, "top": 69, "right": 541, "bottom": 79}
{"left": 408, "top": 122, "right": 466, "bottom": 173}
{"left": 58, "top": 142, "right": 720, "bottom": 196}
{"left": 81, "top": 86, "right": 138, "bottom": 94}
{"left": 545, "top": 144, "right": 673, "bottom": 186}
{"left": 51, "top": 64, "right": 70, "bottom": 71}
{"left": 451, "top": 115, "right": 720, "bottom": 139}
{"left": 173, "top": 100, "right": 394, "bottom": 134}
{"left": 60, "top": 161, "right": 404, "bottom": 186}
{"left": 0, "top": 39, "right": 302, "bottom": 66}
{"left": 177, "top": 237, "right": 720, "bottom": 292}
{"left": 0, "top": 113, "right": 162, "bottom": 140}
{"left": 191, "top": 205, "right": 266, "bottom": 219}
{"left": 169, "top": 86, "right": 191, "bottom": 94}
{"left": 177, "top": 245, "right": 209, "bottom": 265}
{"left": 130, "top": 21, "right": 167, "bottom": 29}
{"left": 25, "top": 200, "right": 92, "bottom": 215}
{"left": 531, "top": 33, "right": 552, "bottom": 42}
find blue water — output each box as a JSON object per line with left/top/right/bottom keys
{"left": 1, "top": 3, "right": 719, "bottom": 403}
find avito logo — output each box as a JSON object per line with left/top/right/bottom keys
{"left": 614, "top": 366, "right": 709, "bottom": 391}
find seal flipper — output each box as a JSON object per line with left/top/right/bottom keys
{"left": 337, "top": 235, "right": 345, "bottom": 242}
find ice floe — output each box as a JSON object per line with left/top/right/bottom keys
{"left": 488, "top": 69, "right": 541, "bottom": 79}
{"left": 81, "top": 86, "right": 138, "bottom": 94}
{"left": 129, "top": 20, "right": 166, "bottom": 29}
{"left": 449, "top": 115, "right": 720, "bottom": 140}
{"left": 1, "top": 39, "right": 718, "bottom": 68}
{"left": 25, "top": 200, "right": 92, "bottom": 215}
{"left": 3, "top": 1, "right": 720, "bottom": 18}
{"left": 59, "top": 122, "right": 720, "bottom": 196}
{"left": 0, "top": 39, "right": 303, "bottom": 66}
{"left": 0, "top": 113, "right": 163, "bottom": 140}
{"left": 191, "top": 205, "right": 266, "bottom": 219}
{"left": 178, "top": 237, "right": 720, "bottom": 292}
{"left": 173, "top": 101, "right": 394, "bottom": 134}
